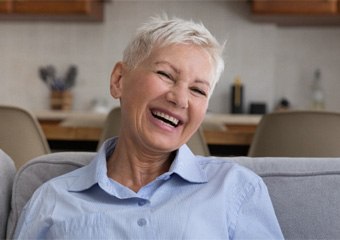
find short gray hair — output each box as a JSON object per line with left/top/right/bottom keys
{"left": 123, "top": 15, "right": 225, "bottom": 93}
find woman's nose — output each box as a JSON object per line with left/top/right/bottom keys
{"left": 166, "top": 86, "right": 189, "bottom": 109}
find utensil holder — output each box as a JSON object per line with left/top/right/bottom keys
{"left": 50, "top": 91, "right": 73, "bottom": 111}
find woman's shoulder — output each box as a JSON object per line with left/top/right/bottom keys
{"left": 195, "top": 155, "right": 262, "bottom": 184}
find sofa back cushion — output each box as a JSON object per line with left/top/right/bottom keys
{"left": 7, "top": 152, "right": 340, "bottom": 240}
{"left": 231, "top": 157, "right": 340, "bottom": 239}
{"left": 0, "top": 150, "right": 16, "bottom": 239}
{"left": 6, "top": 152, "right": 95, "bottom": 239}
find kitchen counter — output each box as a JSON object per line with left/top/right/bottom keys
{"left": 203, "top": 113, "right": 261, "bottom": 146}
{"left": 35, "top": 110, "right": 106, "bottom": 141}
{"left": 204, "top": 113, "right": 261, "bottom": 126}
{"left": 35, "top": 110, "right": 262, "bottom": 152}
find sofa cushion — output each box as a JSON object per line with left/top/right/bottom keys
{"left": 7, "top": 152, "right": 340, "bottom": 240}
{"left": 230, "top": 157, "right": 340, "bottom": 240}
{"left": 6, "top": 152, "right": 95, "bottom": 239}
{"left": 0, "top": 150, "right": 16, "bottom": 239}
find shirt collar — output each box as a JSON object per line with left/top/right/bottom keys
{"left": 167, "top": 144, "right": 208, "bottom": 183}
{"left": 68, "top": 137, "right": 208, "bottom": 192}
{"left": 68, "top": 138, "right": 116, "bottom": 192}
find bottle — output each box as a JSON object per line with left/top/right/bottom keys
{"left": 311, "top": 69, "right": 325, "bottom": 110}
{"left": 231, "top": 76, "right": 244, "bottom": 114}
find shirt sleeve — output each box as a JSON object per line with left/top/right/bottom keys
{"left": 231, "top": 178, "right": 284, "bottom": 240}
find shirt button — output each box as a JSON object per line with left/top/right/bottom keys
{"left": 137, "top": 218, "right": 147, "bottom": 227}
{"left": 138, "top": 200, "right": 147, "bottom": 206}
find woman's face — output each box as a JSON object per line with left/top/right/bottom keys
{"left": 111, "top": 44, "right": 214, "bottom": 153}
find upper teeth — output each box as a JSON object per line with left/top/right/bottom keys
{"left": 153, "top": 111, "right": 179, "bottom": 126}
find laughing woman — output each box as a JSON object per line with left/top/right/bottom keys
{"left": 14, "top": 15, "right": 284, "bottom": 239}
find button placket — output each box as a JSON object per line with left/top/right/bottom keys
{"left": 135, "top": 198, "right": 150, "bottom": 229}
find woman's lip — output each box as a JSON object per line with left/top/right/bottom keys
{"left": 148, "top": 111, "right": 178, "bottom": 132}
{"left": 150, "top": 108, "right": 185, "bottom": 126}
{"left": 152, "top": 111, "right": 179, "bottom": 126}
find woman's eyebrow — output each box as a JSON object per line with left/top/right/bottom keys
{"left": 154, "top": 61, "right": 180, "bottom": 74}
{"left": 195, "top": 79, "right": 211, "bottom": 89}
{"left": 155, "top": 60, "right": 211, "bottom": 88}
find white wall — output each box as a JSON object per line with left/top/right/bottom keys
{"left": 1, "top": 0, "right": 340, "bottom": 113}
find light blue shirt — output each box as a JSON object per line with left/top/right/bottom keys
{"left": 14, "top": 138, "right": 283, "bottom": 239}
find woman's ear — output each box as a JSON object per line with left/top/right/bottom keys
{"left": 110, "top": 62, "right": 124, "bottom": 99}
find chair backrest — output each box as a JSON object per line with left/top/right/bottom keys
{"left": 97, "top": 107, "right": 210, "bottom": 156}
{"left": 97, "top": 107, "right": 121, "bottom": 149}
{"left": 0, "top": 150, "right": 16, "bottom": 240}
{"left": 6, "top": 151, "right": 95, "bottom": 239}
{"left": 248, "top": 111, "right": 340, "bottom": 157}
{"left": 186, "top": 126, "right": 210, "bottom": 156}
{"left": 0, "top": 105, "right": 50, "bottom": 169}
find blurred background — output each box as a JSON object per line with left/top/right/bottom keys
{"left": 1, "top": 0, "right": 340, "bottom": 114}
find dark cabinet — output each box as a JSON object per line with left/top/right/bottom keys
{"left": 0, "top": 0, "right": 11, "bottom": 13}
{"left": 252, "top": 0, "right": 338, "bottom": 15}
{"left": 0, "top": 0, "right": 104, "bottom": 21}
{"left": 250, "top": 0, "right": 340, "bottom": 25}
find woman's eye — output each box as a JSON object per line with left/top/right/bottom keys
{"left": 157, "top": 71, "right": 171, "bottom": 79}
{"left": 191, "top": 87, "right": 207, "bottom": 97}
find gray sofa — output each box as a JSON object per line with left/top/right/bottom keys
{"left": 2, "top": 151, "right": 340, "bottom": 239}
{"left": 0, "top": 150, "right": 16, "bottom": 240}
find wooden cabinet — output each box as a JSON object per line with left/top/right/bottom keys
{"left": 0, "top": 0, "right": 12, "bottom": 13}
{"left": 0, "top": 0, "right": 104, "bottom": 21}
{"left": 250, "top": 0, "right": 340, "bottom": 25}
{"left": 252, "top": 0, "right": 338, "bottom": 15}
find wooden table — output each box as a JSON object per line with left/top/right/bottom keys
{"left": 204, "top": 127, "right": 256, "bottom": 146}
{"left": 36, "top": 110, "right": 106, "bottom": 141}
{"left": 35, "top": 111, "right": 261, "bottom": 148}
{"left": 203, "top": 113, "right": 260, "bottom": 146}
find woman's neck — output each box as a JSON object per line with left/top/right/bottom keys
{"left": 106, "top": 138, "right": 175, "bottom": 192}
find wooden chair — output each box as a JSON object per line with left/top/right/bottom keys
{"left": 0, "top": 105, "right": 50, "bottom": 169}
{"left": 248, "top": 111, "right": 340, "bottom": 157}
{"left": 97, "top": 107, "right": 121, "bottom": 149}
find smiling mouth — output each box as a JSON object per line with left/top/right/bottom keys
{"left": 152, "top": 110, "right": 180, "bottom": 127}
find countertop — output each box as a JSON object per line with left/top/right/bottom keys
{"left": 35, "top": 110, "right": 262, "bottom": 128}
{"left": 35, "top": 110, "right": 262, "bottom": 146}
